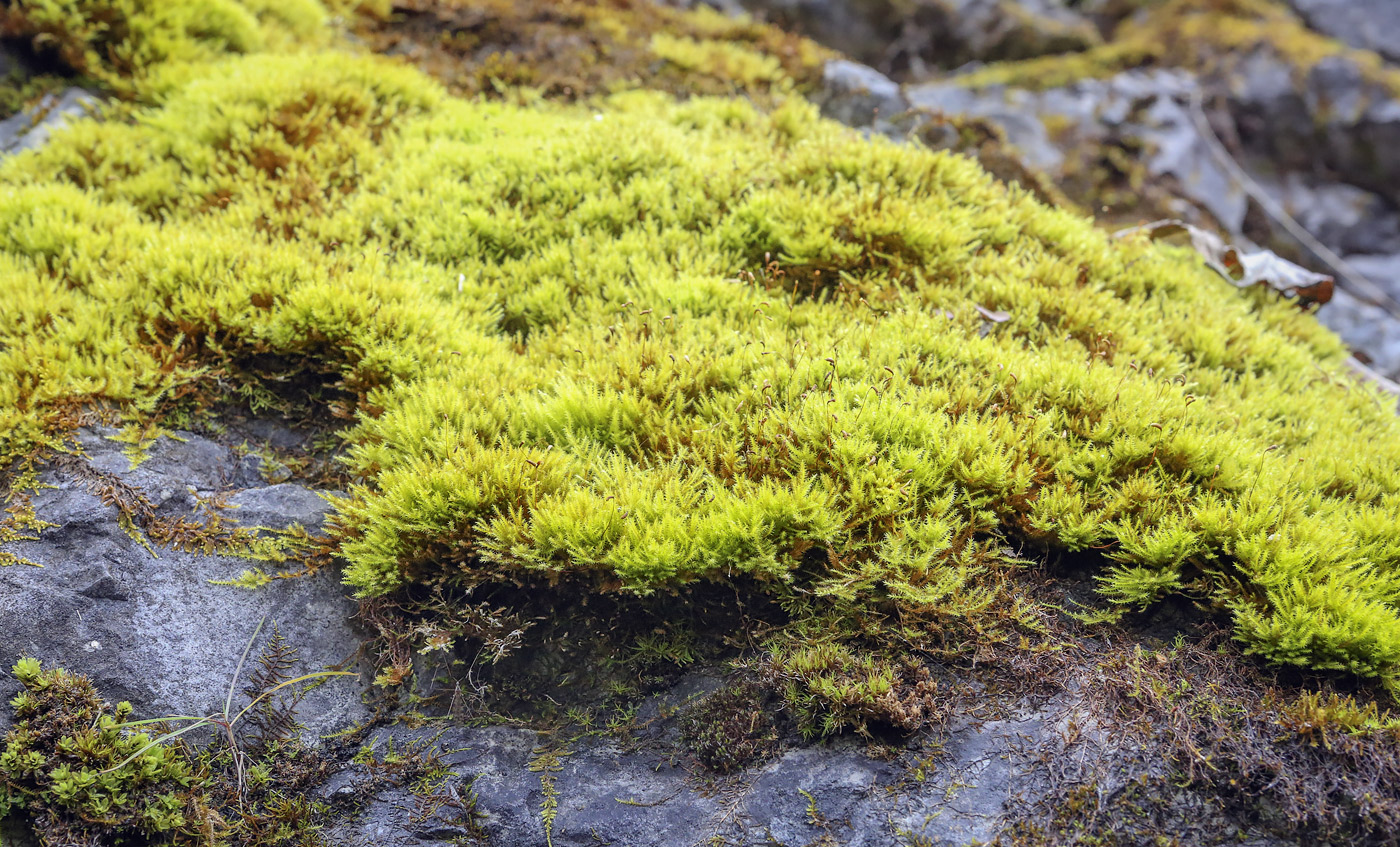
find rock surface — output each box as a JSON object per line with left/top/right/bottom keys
{"left": 0, "top": 428, "right": 370, "bottom": 744}
{"left": 0, "top": 87, "right": 97, "bottom": 158}
{"left": 738, "top": 0, "right": 1099, "bottom": 76}
{"left": 314, "top": 671, "right": 1294, "bottom": 847}
{"left": 1285, "top": 0, "right": 1400, "bottom": 64}
{"left": 817, "top": 58, "right": 911, "bottom": 128}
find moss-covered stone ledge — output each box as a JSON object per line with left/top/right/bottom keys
{"left": 2, "top": 2, "right": 1400, "bottom": 844}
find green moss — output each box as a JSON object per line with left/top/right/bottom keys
{"left": 1, "top": 1, "right": 1400, "bottom": 734}
{"left": 0, "top": 659, "right": 210, "bottom": 845}
{"left": 955, "top": 0, "right": 1400, "bottom": 98}
{"left": 0, "top": 656, "right": 456, "bottom": 846}
{"left": 677, "top": 679, "right": 779, "bottom": 773}
{"left": 0, "top": 0, "right": 332, "bottom": 95}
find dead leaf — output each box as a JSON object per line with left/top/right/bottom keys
{"left": 975, "top": 304, "right": 1011, "bottom": 322}
{"left": 1115, "top": 219, "right": 1334, "bottom": 305}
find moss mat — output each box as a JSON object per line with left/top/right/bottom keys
{"left": 1, "top": 0, "right": 1399, "bottom": 719}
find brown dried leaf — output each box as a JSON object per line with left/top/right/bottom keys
{"left": 1115, "top": 219, "right": 1334, "bottom": 305}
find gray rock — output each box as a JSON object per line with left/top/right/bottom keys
{"left": 1254, "top": 174, "right": 1400, "bottom": 258}
{"left": 736, "top": 0, "right": 900, "bottom": 70}
{"left": 907, "top": 69, "right": 1249, "bottom": 228}
{"left": 932, "top": 0, "right": 1101, "bottom": 64}
{"left": 0, "top": 87, "right": 97, "bottom": 158}
{"left": 738, "top": 0, "right": 1098, "bottom": 76}
{"left": 312, "top": 671, "right": 1295, "bottom": 847}
{"left": 226, "top": 483, "right": 340, "bottom": 532}
{"left": 1316, "top": 287, "right": 1400, "bottom": 380}
{"left": 0, "top": 428, "right": 370, "bottom": 745}
{"left": 1229, "top": 49, "right": 1400, "bottom": 205}
{"left": 906, "top": 81, "right": 1066, "bottom": 171}
{"left": 1344, "top": 252, "right": 1400, "bottom": 303}
{"left": 1286, "top": 0, "right": 1400, "bottom": 64}
{"left": 818, "top": 59, "right": 909, "bottom": 128}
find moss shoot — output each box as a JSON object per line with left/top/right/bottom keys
{"left": 1, "top": 0, "right": 1399, "bottom": 735}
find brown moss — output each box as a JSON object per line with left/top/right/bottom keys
{"left": 677, "top": 678, "right": 780, "bottom": 773}
{"left": 355, "top": 0, "right": 833, "bottom": 102}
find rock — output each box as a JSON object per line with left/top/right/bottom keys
{"left": 226, "top": 484, "right": 341, "bottom": 532}
{"left": 817, "top": 59, "right": 909, "bottom": 127}
{"left": 0, "top": 428, "right": 371, "bottom": 745}
{"left": 1344, "top": 252, "right": 1400, "bottom": 303}
{"left": 1286, "top": 0, "right": 1400, "bottom": 65}
{"left": 0, "top": 87, "right": 97, "bottom": 158}
{"left": 907, "top": 69, "right": 1249, "bottom": 228}
{"left": 906, "top": 81, "right": 1065, "bottom": 171}
{"left": 738, "top": 0, "right": 1098, "bottom": 77}
{"left": 1253, "top": 174, "right": 1400, "bottom": 258}
{"left": 309, "top": 670, "right": 1296, "bottom": 846}
{"left": 1316, "top": 287, "right": 1400, "bottom": 380}
{"left": 931, "top": 0, "right": 1102, "bottom": 66}
{"left": 736, "top": 0, "right": 900, "bottom": 71}
{"left": 1230, "top": 50, "right": 1400, "bottom": 206}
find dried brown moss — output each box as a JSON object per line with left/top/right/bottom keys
{"left": 356, "top": 0, "right": 833, "bottom": 102}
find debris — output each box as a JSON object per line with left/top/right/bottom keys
{"left": 1116, "top": 219, "right": 1335, "bottom": 305}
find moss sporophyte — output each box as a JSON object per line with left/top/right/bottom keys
{"left": 1, "top": 0, "right": 1399, "bottom": 761}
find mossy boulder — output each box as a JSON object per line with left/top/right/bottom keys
{"left": 2, "top": 1, "right": 1400, "bottom": 844}
{"left": 1, "top": 0, "right": 1399, "bottom": 705}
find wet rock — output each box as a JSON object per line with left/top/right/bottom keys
{"left": 1286, "top": 0, "right": 1400, "bottom": 65}
{"left": 0, "top": 87, "right": 97, "bottom": 157}
{"left": 0, "top": 428, "right": 370, "bottom": 744}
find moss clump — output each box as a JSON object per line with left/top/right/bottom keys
{"left": 0, "top": 659, "right": 208, "bottom": 845}
{"left": 955, "top": 0, "right": 1400, "bottom": 97}
{"left": 0, "top": 0, "right": 332, "bottom": 95}
{"left": 763, "top": 641, "right": 943, "bottom": 739}
{"left": 1, "top": 2, "right": 1400, "bottom": 729}
{"left": 677, "top": 679, "right": 779, "bottom": 774}
{"left": 355, "top": 0, "right": 833, "bottom": 103}
{"left": 996, "top": 638, "right": 1400, "bottom": 845}
{"left": 0, "top": 656, "right": 464, "bottom": 847}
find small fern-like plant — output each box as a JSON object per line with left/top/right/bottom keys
{"left": 102, "top": 616, "right": 354, "bottom": 795}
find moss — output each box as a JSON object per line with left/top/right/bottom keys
{"left": 955, "top": 0, "right": 1400, "bottom": 98}
{"left": 763, "top": 640, "right": 944, "bottom": 739}
{"left": 995, "top": 637, "right": 1400, "bottom": 845}
{"left": 0, "top": 656, "right": 468, "bottom": 847}
{"left": 0, "top": 0, "right": 333, "bottom": 97}
{"left": 677, "top": 679, "right": 779, "bottom": 773}
{"left": 353, "top": 0, "right": 833, "bottom": 103}
{"left": 0, "top": 659, "right": 208, "bottom": 845}
{"left": 1, "top": 1, "right": 1400, "bottom": 741}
